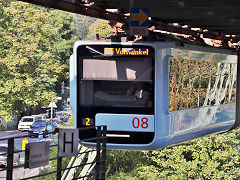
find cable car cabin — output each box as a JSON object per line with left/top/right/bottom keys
{"left": 70, "top": 40, "right": 238, "bottom": 150}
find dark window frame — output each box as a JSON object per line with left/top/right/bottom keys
{"left": 76, "top": 44, "right": 155, "bottom": 144}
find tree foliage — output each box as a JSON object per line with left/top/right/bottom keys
{"left": 72, "top": 14, "right": 96, "bottom": 40}
{"left": 106, "top": 150, "right": 147, "bottom": 176}
{"left": 86, "top": 19, "right": 112, "bottom": 40}
{"left": 107, "top": 129, "right": 240, "bottom": 179}
{"left": 0, "top": 0, "right": 77, "bottom": 120}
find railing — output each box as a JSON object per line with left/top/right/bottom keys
{"left": 0, "top": 126, "right": 107, "bottom": 180}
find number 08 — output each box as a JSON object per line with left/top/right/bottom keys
{"left": 132, "top": 117, "right": 148, "bottom": 129}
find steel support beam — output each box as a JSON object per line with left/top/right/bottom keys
{"left": 154, "top": 23, "right": 229, "bottom": 41}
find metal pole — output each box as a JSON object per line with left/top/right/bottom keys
{"left": 95, "top": 127, "right": 101, "bottom": 180}
{"left": 51, "top": 104, "right": 53, "bottom": 120}
{"left": 130, "top": 0, "right": 134, "bottom": 9}
{"left": 57, "top": 156, "right": 62, "bottom": 180}
{"left": 7, "top": 138, "right": 14, "bottom": 180}
{"left": 101, "top": 126, "right": 107, "bottom": 179}
{"left": 57, "top": 132, "right": 62, "bottom": 180}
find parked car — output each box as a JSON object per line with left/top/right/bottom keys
{"left": 63, "top": 108, "right": 72, "bottom": 116}
{"left": 0, "top": 144, "right": 20, "bottom": 167}
{"left": 51, "top": 119, "right": 60, "bottom": 125}
{"left": 18, "top": 116, "right": 38, "bottom": 131}
{"left": 56, "top": 111, "right": 68, "bottom": 122}
{"left": 50, "top": 120, "right": 59, "bottom": 133}
{"left": 28, "top": 121, "right": 49, "bottom": 137}
{"left": 32, "top": 114, "right": 47, "bottom": 121}
{"left": 60, "top": 114, "right": 69, "bottom": 122}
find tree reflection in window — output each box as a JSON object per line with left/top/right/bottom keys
{"left": 169, "top": 58, "right": 237, "bottom": 111}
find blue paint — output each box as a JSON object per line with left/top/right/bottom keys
{"left": 71, "top": 41, "right": 238, "bottom": 150}
{"left": 96, "top": 114, "right": 154, "bottom": 132}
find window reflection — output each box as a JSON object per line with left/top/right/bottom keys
{"left": 169, "top": 58, "right": 237, "bottom": 111}
{"left": 80, "top": 57, "right": 153, "bottom": 108}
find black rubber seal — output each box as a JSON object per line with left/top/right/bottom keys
{"left": 230, "top": 52, "right": 240, "bottom": 130}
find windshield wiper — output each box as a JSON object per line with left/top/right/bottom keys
{"left": 86, "top": 46, "right": 107, "bottom": 56}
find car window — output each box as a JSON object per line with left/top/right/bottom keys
{"left": 52, "top": 121, "right": 59, "bottom": 124}
{"left": 32, "top": 121, "right": 47, "bottom": 127}
{"left": 0, "top": 147, "right": 7, "bottom": 152}
{"left": 22, "top": 118, "right": 33, "bottom": 122}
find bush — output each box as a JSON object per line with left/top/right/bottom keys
{"left": 107, "top": 129, "right": 240, "bottom": 179}
{"left": 106, "top": 150, "right": 148, "bottom": 177}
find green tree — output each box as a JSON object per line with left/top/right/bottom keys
{"left": 106, "top": 150, "right": 147, "bottom": 176}
{"left": 73, "top": 14, "right": 96, "bottom": 40}
{"left": 86, "top": 19, "right": 112, "bottom": 40}
{"left": 0, "top": 0, "right": 77, "bottom": 120}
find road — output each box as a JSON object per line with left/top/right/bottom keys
{"left": 0, "top": 130, "right": 57, "bottom": 179}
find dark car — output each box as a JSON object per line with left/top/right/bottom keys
{"left": 0, "top": 144, "right": 20, "bottom": 167}
{"left": 50, "top": 120, "right": 59, "bottom": 134}
{"left": 28, "top": 121, "right": 49, "bottom": 137}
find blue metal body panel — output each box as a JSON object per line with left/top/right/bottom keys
{"left": 70, "top": 40, "right": 237, "bottom": 150}
{"left": 96, "top": 114, "right": 154, "bottom": 132}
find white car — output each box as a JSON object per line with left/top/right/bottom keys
{"left": 18, "top": 116, "right": 38, "bottom": 131}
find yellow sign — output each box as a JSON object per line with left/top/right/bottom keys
{"left": 104, "top": 48, "right": 149, "bottom": 56}
{"left": 22, "top": 139, "right": 28, "bottom": 150}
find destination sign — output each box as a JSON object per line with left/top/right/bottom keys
{"left": 104, "top": 48, "right": 149, "bottom": 56}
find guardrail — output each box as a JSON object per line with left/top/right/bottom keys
{"left": 0, "top": 126, "right": 107, "bottom": 180}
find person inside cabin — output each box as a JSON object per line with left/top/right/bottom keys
{"left": 126, "top": 81, "right": 150, "bottom": 99}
